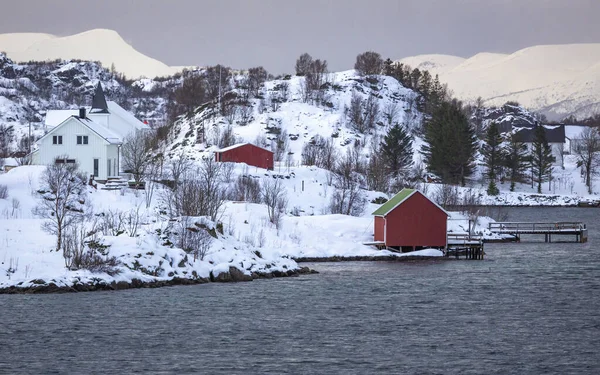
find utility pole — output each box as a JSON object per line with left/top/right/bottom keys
{"left": 218, "top": 65, "right": 222, "bottom": 115}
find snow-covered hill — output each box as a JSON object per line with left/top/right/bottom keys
{"left": 168, "top": 70, "right": 420, "bottom": 164}
{"left": 399, "top": 44, "right": 600, "bottom": 120}
{"left": 0, "top": 29, "right": 187, "bottom": 79}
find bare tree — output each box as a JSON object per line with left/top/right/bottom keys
{"left": 122, "top": 130, "right": 152, "bottom": 187}
{"left": 248, "top": 66, "right": 268, "bottom": 97}
{"left": 328, "top": 150, "right": 366, "bottom": 216}
{"left": 346, "top": 91, "right": 379, "bottom": 133}
{"left": 295, "top": 53, "right": 313, "bottom": 76}
{"left": 262, "top": 178, "right": 288, "bottom": 228}
{"left": 173, "top": 71, "right": 207, "bottom": 116}
{"left": 382, "top": 102, "right": 400, "bottom": 127}
{"left": 354, "top": 51, "right": 384, "bottom": 76}
{"left": 0, "top": 124, "right": 14, "bottom": 158}
{"left": 272, "top": 129, "right": 289, "bottom": 162}
{"left": 574, "top": 126, "right": 600, "bottom": 194}
{"left": 169, "top": 151, "right": 193, "bottom": 190}
{"left": 32, "top": 159, "right": 88, "bottom": 253}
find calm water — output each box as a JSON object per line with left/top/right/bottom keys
{"left": 1, "top": 208, "right": 599, "bottom": 374}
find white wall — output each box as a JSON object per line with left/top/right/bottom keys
{"left": 36, "top": 118, "right": 111, "bottom": 180}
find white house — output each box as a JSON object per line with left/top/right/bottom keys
{"left": 32, "top": 83, "right": 150, "bottom": 181}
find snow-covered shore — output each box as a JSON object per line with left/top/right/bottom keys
{"left": 0, "top": 162, "right": 588, "bottom": 294}
{"left": 0, "top": 165, "right": 496, "bottom": 293}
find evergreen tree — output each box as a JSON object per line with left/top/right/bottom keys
{"left": 481, "top": 122, "right": 503, "bottom": 195}
{"left": 421, "top": 100, "right": 477, "bottom": 185}
{"left": 383, "top": 58, "right": 394, "bottom": 76}
{"left": 380, "top": 124, "right": 413, "bottom": 177}
{"left": 504, "top": 134, "right": 529, "bottom": 191}
{"left": 531, "top": 125, "right": 555, "bottom": 193}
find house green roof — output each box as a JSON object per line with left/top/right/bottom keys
{"left": 372, "top": 188, "right": 415, "bottom": 216}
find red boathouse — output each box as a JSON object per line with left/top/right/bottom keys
{"left": 372, "top": 188, "right": 448, "bottom": 251}
{"left": 214, "top": 143, "right": 274, "bottom": 170}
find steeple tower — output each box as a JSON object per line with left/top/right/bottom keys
{"left": 90, "top": 82, "right": 109, "bottom": 113}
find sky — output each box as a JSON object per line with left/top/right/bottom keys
{"left": 1, "top": 0, "right": 599, "bottom": 74}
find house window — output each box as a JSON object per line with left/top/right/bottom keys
{"left": 52, "top": 135, "right": 63, "bottom": 145}
{"left": 66, "top": 159, "right": 76, "bottom": 164}
{"left": 55, "top": 159, "right": 65, "bottom": 164}
{"left": 76, "top": 135, "right": 88, "bottom": 145}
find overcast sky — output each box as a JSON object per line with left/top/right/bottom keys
{"left": 1, "top": 0, "right": 599, "bottom": 73}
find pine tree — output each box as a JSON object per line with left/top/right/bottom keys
{"left": 383, "top": 58, "right": 394, "bottom": 76}
{"left": 504, "top": 134, "right": 529, "bottom": 191}
{"left": 482, "top": 122, "right": 503, "bottom": 195}
{"left": 421, "top": 100, "right": 477, "bottom": 185}
{"left": 380, "top": 124, "right": 413, "bottom": 177}
{"left": 531, "top": 125, "right": 555, "bottom": 193}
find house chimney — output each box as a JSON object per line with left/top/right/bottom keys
{"left": 79, "top": 107, "right": 86, "bottom": 119}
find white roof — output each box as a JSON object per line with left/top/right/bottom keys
{"left": 217, "top": 143, "right": 250, "bottom": 152}
{"left": 45, "top": 109, "right": 79, "bottom": 127}
{"left": 78, "top": 117, "right": 121, "bottom": 144}
{"left": 107, "top": 101, "right": 150, "bottom": 130}
{"left": 44, "top": 101, "right": 149, "bottom": 131}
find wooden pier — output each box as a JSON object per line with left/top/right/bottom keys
{"left": 446, "top": 233, "right": 485, "bottom": 260}
{"left": 488, "top": 222, "right": 588, "bottom": 243}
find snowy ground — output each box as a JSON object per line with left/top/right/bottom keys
{"left": 1, "top": 164, "right": 508, "bottom": 290}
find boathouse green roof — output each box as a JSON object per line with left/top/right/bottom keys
{"left": 372, "top": 188, "right": 448, "bottom": 217}
{"left": 372, "top": 188, "right": 415, "bottom": 216}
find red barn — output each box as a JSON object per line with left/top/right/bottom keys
{"left": 214, "top": 143, "right": 274, "bottom": 170}
{"left": 372, "top": 188, "right": 448, "bottom": 251}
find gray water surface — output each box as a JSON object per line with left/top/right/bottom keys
{"left": 1, "top": 208, "right": 599, "bottom": 374}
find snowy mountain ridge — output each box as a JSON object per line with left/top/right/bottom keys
{"left": 0, "top": 29, "right": 188, "bottom": 79}
{"left": 399, "top": 43, "right": 600, "bottom": 120}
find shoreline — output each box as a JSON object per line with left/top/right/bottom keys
{"left": 294, "top": 255, "right": 446, "bottom": 262}
{"left": 0, "top": 266, "right": 318, "bottom": 295}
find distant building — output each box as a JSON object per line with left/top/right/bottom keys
{"left": 510, "top": 124, "right": 566, "bottom": 165}
{"left": 32, "top": 83, "right": 150, "bottom": 180}
{"left": 214, "top": 143, "right": 274, "bottom": 170}
{"left": 372, "top": 188, "right": 448, "bottom": 252}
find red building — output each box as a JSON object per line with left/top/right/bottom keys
{"left": 214, "top": 143, "right": 274, "bottom": 170}
{"left": 372, "top": 188, "right": 448, "bottom": 251}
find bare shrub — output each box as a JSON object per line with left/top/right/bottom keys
{"left": 99, "top": 209, "right": 127, "bottom": 236}
{"left": 433, "top": 184, "right": 459, "bottom": 209}
{"left": 262, "top": 178, "right": 288, "bottom": 228}
{"left": 272, "top": 129, "right": 289, "bottom": 162}
{"left": 230, "top": 175, "right": 261, "bottom": 203}
{"left": 301, "top": 135, "right": 337, "bottom": 170}
{"left": 178, "top": 217, "right": 214, "bottom": 261}
{"left": 10, "top": 198, "right": 20, "bottom": 218}
{"left": 62, "top": 222, "right": 120, "bottom": 275}
{"left": 170, "top": 158, "right": 227, "bottom": 221}
{"left": 0, "top": 184, "right": 7, "bottom": 199}
{"left": 126, "top": 205, "right": 143, "bottom": 237}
